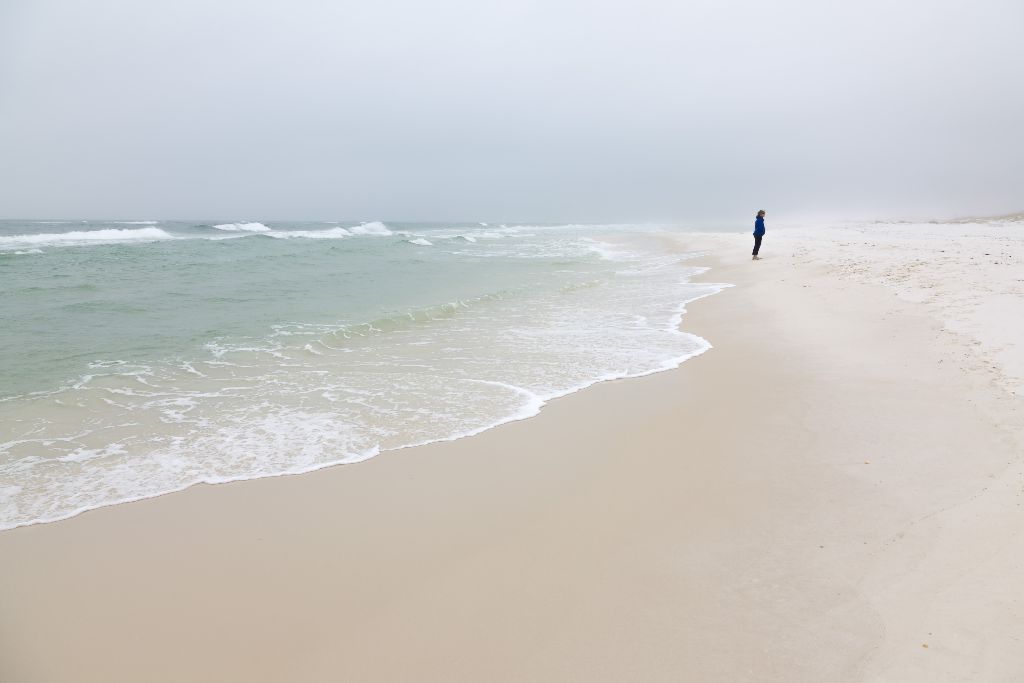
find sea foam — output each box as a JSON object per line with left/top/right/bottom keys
{"left": 267, "top": 227, "right": 353, "bottom": 239}
{"left": 348, "top": 221, "right": 392, "bottom": 235}
{"left": 212, "top": 222, "right": 272, "bottom": 232}
{"left": 211, "top": 221, "right": 392, "bottom": 239}
{"left": 0, "top": 227, "right": 173, "bottom": 249}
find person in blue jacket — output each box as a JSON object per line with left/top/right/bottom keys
{"left": 752, "top": 210, "right": 766, "bottom": 260}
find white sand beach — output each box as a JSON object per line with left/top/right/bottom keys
{"left": 2, "top": 220, "right": 1023, "bottom": 682}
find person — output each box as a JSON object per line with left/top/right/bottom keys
{"left": 752, "top": 210, "right": 766, "bottom": 260}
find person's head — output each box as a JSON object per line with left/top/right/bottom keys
{"left": 757, "top": 210, "right": 766, "bottom": 217}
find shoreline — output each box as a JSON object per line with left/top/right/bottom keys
{"left": 1, "top": 253, "right": 727, "bottom": 533}
{"left": 1, "top": 230, "right": 721, "bottom": 533}
{"left": 2, "top": 228, "right": 1022, "bottom": 681}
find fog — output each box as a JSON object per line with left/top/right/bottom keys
{"left": 1, "top": 0, "right": 1022, "bottom": 224}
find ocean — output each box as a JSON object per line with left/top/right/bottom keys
{"left": 0, "top": 220, "right": 724, "bottom": 529}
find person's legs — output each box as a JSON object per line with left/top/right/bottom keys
{"left": 752, "top": 234, "right": 762, "bottom": 256}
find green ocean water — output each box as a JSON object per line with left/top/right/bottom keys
{"left": 0, "top": 220, "right": 724, "bottom": 529}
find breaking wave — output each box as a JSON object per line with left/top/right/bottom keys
{"left": 212, "top": 222, "right": 272, "bottom": 232}
{"left": 0, "top": 227, "right": 174, "bottom": 250}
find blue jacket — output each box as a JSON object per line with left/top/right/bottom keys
{"left": 753, "top": 216, "right": 765, "bottom": 236}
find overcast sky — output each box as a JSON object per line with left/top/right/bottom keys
{"left": 1, "top": 0, "right": 1022, "bottom": 224}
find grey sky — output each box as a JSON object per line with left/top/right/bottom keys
{"left": 1, "top": 0, "right": 1022, "bottom": 224}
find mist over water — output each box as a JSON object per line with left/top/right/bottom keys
{"left": 1, "top": 1, "right": 1022, "bottom": 223}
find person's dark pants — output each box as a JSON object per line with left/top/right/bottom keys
{"left": 752, "top": 234, "right": 763, "bottom": 256}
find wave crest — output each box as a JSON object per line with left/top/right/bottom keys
{"left": 348, "top": 221, "right": 391, "bottom": 236}
{"left": 212, "top": 222, "right": 272, "bottom": 232}
{"left": 0, "top": 228, "right": 173, "bottom": 249}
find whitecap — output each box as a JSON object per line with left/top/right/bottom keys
{"left": 348, "top": 221, "right": 392, "bottom": 236}
{"left": 265, "top": 223, "right": 391, "bottom": 240}
{"left": 211, "top": 222, "right": 272, "bottom": 232}
{"left": 267, "top": 227, "right": 352, "bottom": 239}
{"left": 0, "top": 228, "right": 174, "bottom": 249}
